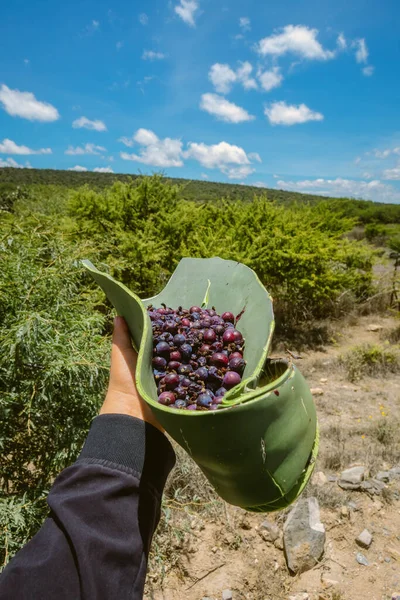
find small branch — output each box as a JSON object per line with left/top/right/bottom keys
{"left": 185, "top": 562, "right": 225, "bottom": 590}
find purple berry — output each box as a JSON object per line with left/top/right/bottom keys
{"left": 190, "top": 306, "right": 202, "bottom": 314}
{"left": 174, "top": 399, "right": 187, "bottom": 409}
{"left": 187, "top": 404, "right": 197, "bottom": 411}
{"left": 168, "top": 361, "right": 181, "bottom": 371}
{"left": 195, "top": 367, "right": 209, "bottom": 381}
{"left": 223, "top": 371, "right": 241, "bottom": 389}
{"left": 152, "top": 356, "right": 167, "bottom": 370}
{"left": 222, "top": 311, "right": 235, "bottom": 323}
{"left": 164, "top": 373, "right": 180, "bottom": 389}
{"left": 158, "top": 391, "right": 175, "bottom": 405}
{"left": 180, "top": 344, "right": 193, "bottom": 361}
{"left": 211, "top": 352, "right": 229, "bottom": 368}
{"left": 170, "top": 350, "right": 182, "bottom": 361}
{"left": 197, "top": 392, "right": 213, "bottom": 408}
{"left": 203, "top": 329, "right": 216, "bottom": 343}
{"left": 181, "top": 318, "right": 191, "bottom": 327}
{"left": 215, "top": 387, "right": 227, "bottom": 397}
{"left": 229, "top": 357, "right": 245, "bottom": 374}
{"left": 178, "top": 364, "right": 192, "bottom": 376}
{"left": 156, "top": 341, "right": 170, "bottom": 356}
{"left": 229, "top": 351, "right": 243, "bottom": 360}
{"left": 173, "top": 334, "right": 186, "bottom": 346}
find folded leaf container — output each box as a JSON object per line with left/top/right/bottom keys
{"left": 83, "top": 257, "right": 318, "bottom": 512}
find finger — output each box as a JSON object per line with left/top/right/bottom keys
{"left": 111, "top": 316, "right": 138, "bottom": 375}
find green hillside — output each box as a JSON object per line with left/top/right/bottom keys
{"left": 1, "top": 166, "right": 400, "bottom": 224}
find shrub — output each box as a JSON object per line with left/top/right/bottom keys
{"left": 0, "top": 211, "right": 110, "bottom": 568}
{"left": 338, "top": 343, "right": 399, "bottom": 382}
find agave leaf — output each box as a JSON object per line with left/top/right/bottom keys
{"left": 82, "top": 257, "right": 318, "bottom": 511}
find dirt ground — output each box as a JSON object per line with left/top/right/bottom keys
{"left": 144, "top": 315, "right": 400, "bottom": 600}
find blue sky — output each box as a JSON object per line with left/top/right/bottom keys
{"left": 1, "top": 0, "right": 400, "bottom": 202}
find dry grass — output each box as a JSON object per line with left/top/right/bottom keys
{"left": 338, "top": 343, "right": 399, "bottom": 382}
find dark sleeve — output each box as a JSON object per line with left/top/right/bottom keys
{"left": 0, "top": 414, "right": 176, "bottom": 600}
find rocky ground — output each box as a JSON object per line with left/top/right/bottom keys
{"left": 144, "top": 315, "right": 400, "bottom": 600}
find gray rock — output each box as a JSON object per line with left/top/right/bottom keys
{"left": 313, "top": 471, "right": 328, "bottom": 486}
{"left": 274, "top": 532, "right": 284, "bottom": 550}
{"left": 376, "top": 471, "right": 392, "bottom": 482}
{"left": 391, "top": 594, "right": 400, "bottom": 600}
{"left": 360, "top": 478, "right": 386, "bottom": 495}
{"left": 283, "top": 497, "right": 325, "bottom": 574}
{"left": 366, "top": 324, "right": 383, "bottom": 332}
{"left": 389, "top": 466, "right": 400, "bottom": 479}
{"left": 202, "top": 597, "right": 214, "bottom": 600}
{"left": 289, "top": 594, "right": 310, "bottom": 600}
{"left": 356, "top": 552, "right": 369, "bottom": 566}
{"left": 338, "top": 466, "right": 367, "bottom": 490}
{"left": 222, "top": 591, "right": 233, "bottom": 600}
{"left": 260, "top": 520, "right": 280, "bottom": 542}
{"left": 348, "top": 501, "right": 358, "bottom": 511}
{"left": 310, "top": 387, "right": 324, "bottom": 396}
{"left": 356, "top": 529, "right": 373, "bottom": 548}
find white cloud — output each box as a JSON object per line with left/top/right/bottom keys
{"left": 209, "top": 64, "right": 237, "bottom": 94}
{"left": 277, "top": 177, "right": 400, "bottom": 203}
{"left": 0, "top": 157, "right": 31, "bottom": 168}
{"left": 185, "top": 141, "right": 258, "bottom": 179}
{"left": 0, "top": 138, "right": 52, "bottom": 155}
{"left": 236, "top": 62, "right": 258, "bottom": 90}
{"left": 354, "top": 38, "right": 368, "bottom": 63}
{"left": 354, "top": 156, "right": 361, "bottom": 164}
{"left": 253, "top": 181, "right": 268, "bottom": 188}
{"left": 362, "top": 172, "right": 373, "bottom": 179}
{"left": 248, "top": 152, "right": 262, "bottom": 163}
{"left": 142, "top": 50, "right": 166, "bottom": 60}
{"left": 374, "top": 148, "right": 392, "bottom": 159}
{"left": 265, "top": 101, "right": 323, "bottom": 126}
{"left": 24, "top": 58, "right": 30, "bottom": 65}
{"left": 337, "top": 33, "right": 347, "bottom": 50}
{"left": 0, "top": 84, "right": 60, "bottom": 122}
{"left": 222, "top": 165, "right": 255, "bottom": 179}
{"left": 208, "top": 62, "right": 257, "bottom": 94}
{"left": 68, "top": 165, "right": 88, "bottom": 172}
{"left": 120, "top": 129, "right": 184, "bottom": 167}
{"left": 201, "top": 173, "right": 209, "bottom": 179}
{"left": 239, "top": 17, "right": 251, "bottom": 32}
{"left": 382, "top": 166, "right": 400, "bottom": 180}
{"left": 174, "top": 0, "right": 199, "bottom": 27}
{"left": 83, "top": 20, "right": 100, "bottom": 36}
{"left": 185, "top": 141, "right": 251, "bottom": 168}
{"left": 200, "top": 93, "right": 254, "bottom": 123}
{"left": 139, "top": 13, "right": 148, "bottom": 25}
{"left": 257, "top": 25, "right": 335, "bottom": 60}
{"left": 116, "top": 41, "right": 123, "bottom": 50}
{"left": 93, "top": 166, "right": 114, "bottom": 173}
{"left": 258, "top": 67, "right": 283, "bottom": 92}
{"left": 362, "top": 65, "right": 374, "bottom": 76}
{"left": 65, "top": 143, "right": 106, "bottom": 156}
{"left": 72, "top": 117, "right": 107, "bottom": 132}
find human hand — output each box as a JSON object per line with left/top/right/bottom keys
{"left": 100, "top": 316, "right": 163, "bottom": 432}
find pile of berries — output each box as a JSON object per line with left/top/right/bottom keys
{"left": 147, "top": 304, "right": 246, "bottom": 411}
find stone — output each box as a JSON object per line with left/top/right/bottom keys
{"left": 274, "top": 532, "right": 284, "bottom": 550}
{"left": 340, "top": 506, "right": 349, "bottom": 518}
{"left": 283, "top": 497, "right": 326, "bottom": 574}
{"left": 202, "top": 597, "right": 214, "bottom": 600}
{"left": 392, "top": 595, "right": 400, "bottom": 600}
{"left": 360, "top": 478, "right": 386, "bottom": 495}
{"left": 321, "top": 573, "right": 340, "bottom": 587}
{"left": 376, "top": 471, "right": 392, "bottom": 482}
{"left": 356, "top": 529, "right": 373, "bottom": 548}
{"left": 289, "top": 595, "right": 309, "bottom": 600}
{"left": 320, "top": 377, "right": 328, "bottom": 383}
{"left": 311, "top": 387, "right": 324, "bottom": 396}
{"left": 313, "top": 471, "right": 328, "bottom": 487}
{"left": 338, "top": 466, "right": 367, "bottom": 490}
{"left": 356, "top": 552, "right": 369, "bottom": 566}
{"left": 260, "top": 520, "right": 280, "bottom": 542}
{"left": 389, "top": 466, "right": 400, "bottom": 479}
{"left": 366, "top": 323, "right": 383, "bottom": 331}
{"left": 348, "top": 501, "right": 358, "bottom": 511}
{"left": 222, "top": 590, "right": 233, "bottom": 600}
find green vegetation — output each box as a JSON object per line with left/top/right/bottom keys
{"left": 0, "top": 171, "right": 395, "bottom": 567}
{"left": 338, "top": 343, "right": 399, "bottom": 382}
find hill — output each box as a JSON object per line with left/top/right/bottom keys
{"left": 1, "top": 166, "right": 400, "bottom": 223}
